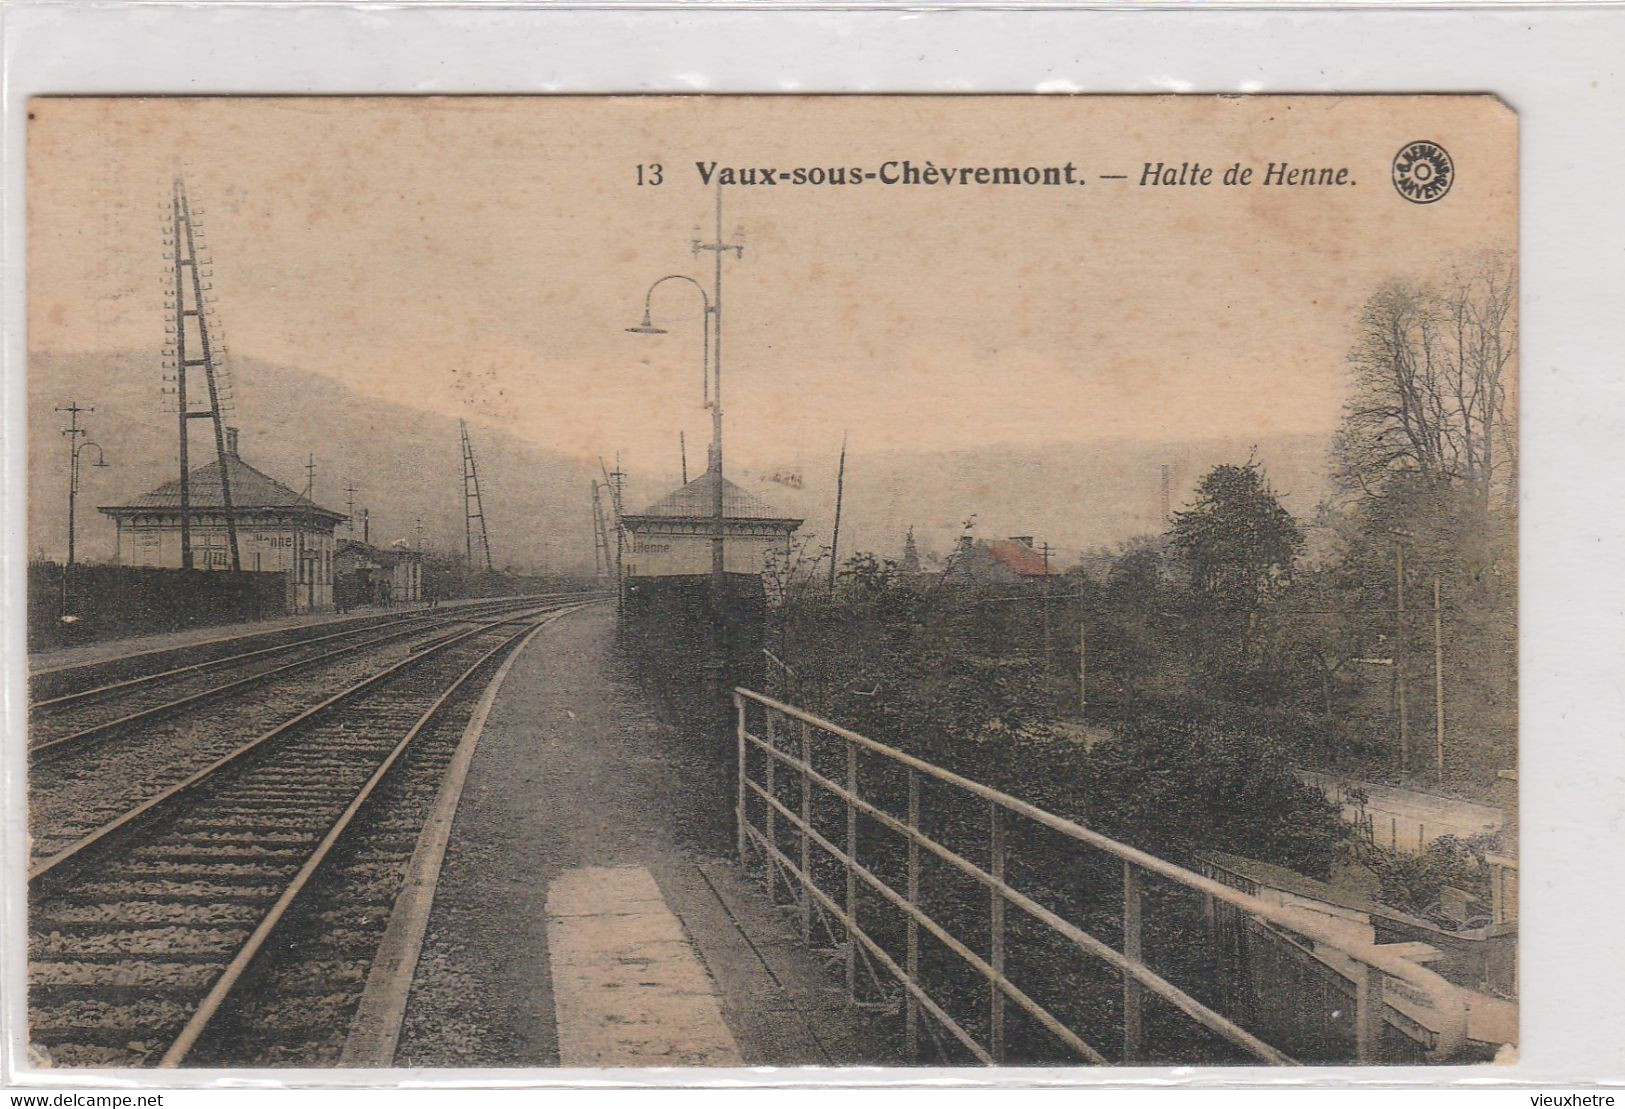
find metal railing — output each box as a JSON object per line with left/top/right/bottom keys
{"left": 733, "top": 688, "right": 1471, "bottom": 1065}
{"left": 761, "top": 648, "right": 801, "bottom": 702}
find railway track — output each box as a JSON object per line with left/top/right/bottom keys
{"left": 29, "top": 596, "right": 564, "bottom": 756}
{"left": 27, "top": 599, "right": 591, "bottom": 866}
{"left": 27, "top": 593, "right": 596, "bottom": 704}
{"left": 28, "top": 601, "right": 589, "bottom": 1068}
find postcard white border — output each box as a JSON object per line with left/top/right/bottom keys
{"left": 3, "top": 0, "right": 1623, "bottom": 1090}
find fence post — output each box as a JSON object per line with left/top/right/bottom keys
{"left": 845, "top": 741, "right": 859, "bottom": 1001}
{"left": 1122, "top": 861, "right": 1144, "bottom": 1062}
{"left": 990, "top": 802, "right": 1006, "bottom": 1063}
{"left": 735, "top": 694, "right": 749, "bottom": 863}
{"left": 905, "top": 767, "right": 920, "bottom": 1061}
{"left": 1353, "top": 961, "right": 1385, "bottom": 1063}
{"left": 765, "top": 706, "right": 779, "bottom": 893}
{"left": 800, "top": 718, "right": 813, "bottom": 943}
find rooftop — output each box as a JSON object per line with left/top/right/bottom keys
{"left": 624, "top": 469, "right": 802, "bottom": 525}
{"left": 984, "top": 538, "right": 1058, "bottom": 577}
{"left": 102, "top": 451, "right": 346, "bottom": 521}
{"left": 335, "top": 538, "right": 422, "bottom": 565}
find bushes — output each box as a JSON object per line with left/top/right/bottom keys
{"left": 773, "top": 560, "right": 1354, "bottom": 879}
{"left": 1360, "top": 833, "right": 1497, "bottom": 922}
{"left": 1078, "top": 704, "right": 1350, "bottom": 878}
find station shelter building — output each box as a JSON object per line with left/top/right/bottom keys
{"left": 616, "top": 469, "right": 802, "bottom": 681}
{"left": 334, "top": 538, "right": 424, "bottom": 609}
{"left": 98, "top": 428, "right": 347, "bottom": 612}
{"left": 618, "top": 468, "right": 803, "bottom": 584}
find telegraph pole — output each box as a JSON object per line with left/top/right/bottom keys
{"left": 344, "top": 480, "right": 359, "bottom": 534}
{"left": 1040, "top": 541, "right": 1055, "bottom": 672}
{"left": 693, "top": 184, "right": 743, "bottom": 630}
{"left": 1394, "top": 537, "right": 1410, "bottom": 774}
{"left": 690, "top": 184, "right": 744, "bottom": 714}
{"left": 1079, "top": 623, "right": 1087, "bottom": 722}
{"left": 828, "top": 431, "right": 848, "bottom": 593}
{"left": 601, "top": 457, "right": 626, "bottom": 618}
{"left": 1434, "top": 574, "right": 1446, "bottom": 784}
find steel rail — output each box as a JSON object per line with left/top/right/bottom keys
{"left": 337, "top": 606, "right": 582, "bottom": 1066}
{"left": 28, "top": 597, "right": 559, "bottom": 761}
{"left": 29, "top": 595, "right": 545, "bottom": 712}
{"left": 734, "top": 688, "right": 1470, "bottom": 1060}
{"left": 157, "top": 609, "right": 559, "bottom": 1067}
{"left": 28, "top": 602, "right": 589, "bottom": 886}
{"left": 742, "top": 730, "right": 1290, "bottom": 1064}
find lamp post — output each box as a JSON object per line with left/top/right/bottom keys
{"left": 56, "top": 401, "right": 109, "bottom": 570}
{"left": 626, "top": 184, "right": 743, "bottom": 713}
{"left": 56, "top": 400, "right": 109, "bottom": 625}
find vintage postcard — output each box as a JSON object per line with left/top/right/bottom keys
{"left": 22, "top": 95, "right": 1516, "bottom": 1069}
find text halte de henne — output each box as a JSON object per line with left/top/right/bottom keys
{"left": 684, "top": 159, "right": 1354, "bottom": 188}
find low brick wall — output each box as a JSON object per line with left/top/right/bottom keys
{"left": 29, "top": 561, "right": 289, "bottom": 651}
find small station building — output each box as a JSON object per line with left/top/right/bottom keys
{"left": 334, "top": 538, "right": 424, "bottom": 609}
{"left": 98, "top": 427, "right": 347, "bottom": 612}
{"left": 616, "top": 469, "right": 803, "bottom": 677}
{"left": 619, "top": 468, "right": 803, "bottom": 582}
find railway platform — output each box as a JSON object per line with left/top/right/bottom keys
{"left": 386, "top": 603, "right": 897, "bottom": 1068}
{"left": 27, "top": 596, "right": 533, "bottom": 679}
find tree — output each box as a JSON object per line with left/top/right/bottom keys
{"left": 1335, "top": 251, "right": 1517, "bottom": 508}
{"left": 1168, "top": 458, "right": 1304, "bottom": 658}
{"left": 1329, "top": 472, "right": 1517, "bottom": 786}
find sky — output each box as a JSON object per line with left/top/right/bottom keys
{"left": 28, "top": 95, "right": 1517, "bottom": 490}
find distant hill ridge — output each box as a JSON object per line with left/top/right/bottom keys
{"left": 30, "top": 349, "right": 1335, "bottom": 573}
{"left": 27, "top": 350, "right": 602, "bottom": 573}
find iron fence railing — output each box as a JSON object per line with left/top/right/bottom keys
{"left": 733, "top": 688, "right": 1471, "bottom": 1065}
{"left": 761, "top": 648, "right": 801, "bottom": 703}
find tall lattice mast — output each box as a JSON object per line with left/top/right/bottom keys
{"left": 162, "top": 174, "right": 241, "bottom": 571}
{"left": 590, "top": 481, "right": 612, "bottom": 579}
{"left": 460, "top": 419, "right": 494, "bottom": 573}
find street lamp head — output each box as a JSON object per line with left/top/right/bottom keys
{"left": 625, "top": 310, "right": 668, "bottom": 336}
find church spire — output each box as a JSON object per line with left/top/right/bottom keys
{"left": 901, "top": 526, "right": 921, "bottom": 574}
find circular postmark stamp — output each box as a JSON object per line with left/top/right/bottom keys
{"left": 1392, "top": 140, "right": 1454, "bottom": 204}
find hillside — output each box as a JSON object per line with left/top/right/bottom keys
{"left": 29, "top": 350, "right": 1336, "bottom": 576}
{"left": 26, "top": 351, "right": 603, "bottom": 573}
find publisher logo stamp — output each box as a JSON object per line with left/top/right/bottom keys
{"left": 1392, "top": 140, "right": 1454, "bottom": 204}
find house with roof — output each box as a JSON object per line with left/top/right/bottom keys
{"left": 99, "top": 427, "right": 347, "bottom": 611}
{"left": 334, "top": 538, "right": 423, "bottom": 609}
{"left": 618, "top": 468, "right": 803, "bottom": 582}
{"left": 942, "top": 535, "right": 1060, "bottom": 588}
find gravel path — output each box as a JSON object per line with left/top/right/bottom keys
{"left": 394, "top": 605, "right": 899, "bottom": 1068}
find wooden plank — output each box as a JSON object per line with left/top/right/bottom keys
{"left": 546, "top": 866, "right": 742, "bottom": 1067}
